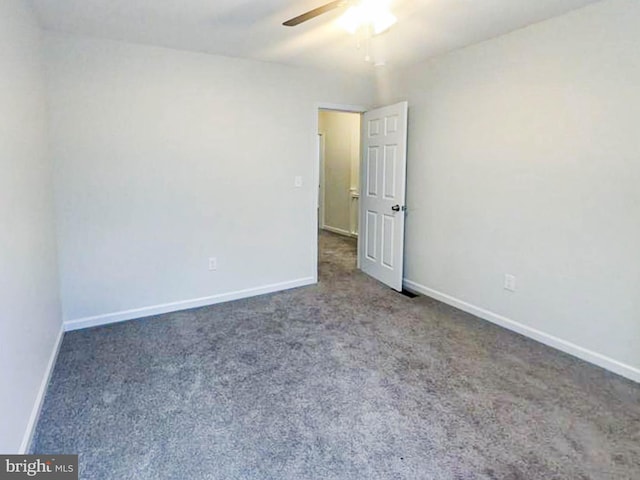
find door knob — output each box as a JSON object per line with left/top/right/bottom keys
{"left": 391, "top": 205, "right": 400, "bottom": 212}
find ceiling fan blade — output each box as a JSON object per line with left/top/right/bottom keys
{"left": 283, "top": 1, "right": 345, "bottom": 27}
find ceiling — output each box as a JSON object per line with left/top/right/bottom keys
{"left": 31, "top": 0, "right": 602, "bottom": 73}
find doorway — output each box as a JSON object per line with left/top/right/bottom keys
{"left": 318, "top": 109, "right": 362, "bottom": 239}
{"left": 317, "top": 108, "right": 363, "bottom": 277}
{"left": 313, "top": 102, "right": 408, "bottom": 291}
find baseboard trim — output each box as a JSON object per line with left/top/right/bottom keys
{"left": 20, "top": 322, "right": 64, "bottom": 453}
{"left": 321, "top": 225, "right": 357, "bottom": 238}
{"left": 403, "top": 279, "right": 640, "bottom": 384}
{"left": 64, "top": 277, "right": 316, "bottom": 332}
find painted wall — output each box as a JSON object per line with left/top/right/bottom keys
{"left": 45, "top": 33, "right": 374, "bottom": 327}
{"left": 377, "top": 0, "right": 640, "bottom": 379}
{"left": 0, "top": 1, "right": 62, "bottom": 453}
{"left": 318, "top": 110, "right": 361, "bottom": 236}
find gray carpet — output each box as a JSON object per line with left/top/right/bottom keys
{"left": 33, "top": 231, "right": 640, "bottom": 479}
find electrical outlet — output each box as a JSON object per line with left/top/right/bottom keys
{"left": 504, "top": 274, "right": 517, "bottom": 292}
{"left": 208, "top": 257, "right": 217, "bottom": 271}
{"left": 294, "top": 176, "right": 303, "bottom": 188}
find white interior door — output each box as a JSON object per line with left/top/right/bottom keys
{"left": 358, "top": 101, "right": 408, "bottom": 291}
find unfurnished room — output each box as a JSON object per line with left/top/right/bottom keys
{"left": 1, "top": 0, "right": 639, "bottom": 478}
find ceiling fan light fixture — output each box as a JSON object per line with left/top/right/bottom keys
{"left": 336, "top": 0, "right": 397, "bottom": 35}
{"left": 372, "top": 10, "right": 397, "bottom": 34}
{"left": 336, "top": 6, "right": 363, "bottom": 34}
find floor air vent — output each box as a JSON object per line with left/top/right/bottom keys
{"left": 399, "top": 289, "right": 419, "bottom": 298}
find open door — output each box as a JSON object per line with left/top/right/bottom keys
{"left": 358, "top": 101, "right": 408, "bottom": 291}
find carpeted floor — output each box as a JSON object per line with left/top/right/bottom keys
{"left": 33, "top": 231, "right": 640, "bottom": 479}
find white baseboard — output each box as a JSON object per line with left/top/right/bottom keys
{"left": 403, "top": 279, "right": 640, "bottom": 384}
{"left": 321, "top": 225, "right": 357, "bottom": 238}
{"left": 64, "top": 277, "right": 316, "bottom": 332}
{"left": 20, "top": 322, "right": 65, "bottom": 453}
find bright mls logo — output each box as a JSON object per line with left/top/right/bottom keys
{"left": 0, "top": 456, "right": 77, "bottom": 479}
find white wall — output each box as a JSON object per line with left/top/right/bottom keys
{"left": 0, "top": 1, "right": 63, "bottom": 453}
{"left": 45, "top": 33, "right": 374, "bottom": 327}
{"left": 377, "top": 0, "right": 640, "bottom": 380}
{"left": 318, "top": 110, "right": 361, "bottom": 236}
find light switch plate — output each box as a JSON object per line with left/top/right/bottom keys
{"left": 504, "top": 274, "right": 516, "bottom": 292}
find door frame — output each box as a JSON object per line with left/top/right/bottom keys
{"left": 317, "top": 132, "right": 326, "bottom": 230}
{"left": 312, "top": 103, "right": 368, "bottom": 282}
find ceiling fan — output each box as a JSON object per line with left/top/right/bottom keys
{"left": 283, "top": 0, "right": 346, "bottom": 27}
{"left": 283, "top": 0, "right": 397, "bottom": 35}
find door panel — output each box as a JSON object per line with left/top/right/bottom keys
{"left": 382, "top": 214, "right": 395, "bottom": 268}
{"left": 383, "top": 145, "right": 396, "bottom": 199}
{"left": 358, "top": 102, "right": 408, "bottom": 291}
{"left": 365, "top": 211, "right": 377, "bottom": 261}
{"left": 368, "top": 118, "right": 381, "bottom": 137}
{"left": 366, "top": 147, "right": 379, "bottom": 196}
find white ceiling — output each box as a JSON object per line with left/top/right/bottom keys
{"left": 31, "top": 0, "right": 602, "bottom": 72}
